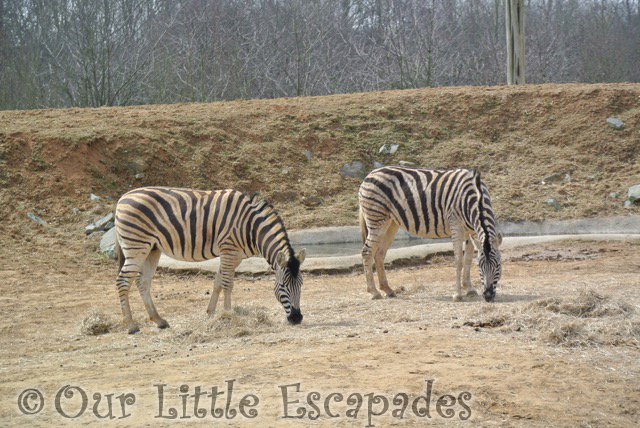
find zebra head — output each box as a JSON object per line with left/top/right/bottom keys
{"left": 274, "top": 249, "right": 306, "bottom": 324}
{"left": 477, "top": 233, "right": 502, "bottom": 302}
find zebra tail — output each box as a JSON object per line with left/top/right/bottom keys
{"left": 359, "top": 206, "right": 368, "bottom": 245}
{"left": 115, "top": 237, "right": 124, "bottom": 275}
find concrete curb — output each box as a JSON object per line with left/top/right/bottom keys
{"left": 159, "top": 232, "right": 640, "bottom": 276}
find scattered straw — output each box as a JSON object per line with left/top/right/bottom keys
{"left": 464, "top": 290, "right": 639, "bottom": 347}
{"left": 80, "top": 308, "right": 118, "bottom": 336}
{"left": 170, "top": 305, "right": 275, "bottom": 344}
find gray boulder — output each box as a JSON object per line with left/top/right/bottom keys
{"left": 303, "top": 149, "right": 313, "bottom": 162}
{"left": 607, "top": 117, "right": 624, "bottom": 130}
{"left": 628, "top": 184, "right": 640, "bottom": 203}
{"left": 100, "top": 227, "right": 117, "bottom": 260}
{"left": 379, "top": 144, "right": 399, "bottom": 155}
{"left": 340, "top": 160, "right": 366, "bottom": 180}
{"left": 27, "top": 212, "right": 47, "bottom": 226}
{"left": 85, "top": 212, "right": 115, "bottom": 235}
{"left": 301, "top": 195, "right": 324, "bottom": 208}
{"left": 545, "top": 198, "right": 562, "bottom": 211}
{"left": 541, "top": 172, "right": 569, "bottom": 185}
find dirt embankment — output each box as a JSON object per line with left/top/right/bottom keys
{"left": 1, "top": 83, "right": 639, "bottom": 237}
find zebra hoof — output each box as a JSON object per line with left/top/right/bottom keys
{"left": 157, "top": 319, "right": 170, "bottom": 329}
{"left": 128, "top": 326, "right": 140, "bottom": 334}
{"left": 452, "top": 294, "right": 463, "bottom": 302}
{"left": 386, "top": 291, "right": 397, "bottom": 298}
{"left": 466, "top": 288, "right": 478, "bottom": 297}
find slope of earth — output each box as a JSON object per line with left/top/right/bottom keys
{"left": 1, "top": 83, "right": 639, "bottom": 235}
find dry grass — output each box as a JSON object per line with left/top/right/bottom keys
{"left": 169, "top": 305, "right": 276, "bottom": 344}
{"left": 464, "top": 290, "right": 640, "bottom": 347}
{"left": 80, "top": 308, "right": 119, "bottom": 336}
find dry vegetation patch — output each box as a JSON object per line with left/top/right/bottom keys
{"left": 169, "top": 305, "right": 276, "bottom": 344}
{"left": 80, "top": 308, "right": 119, "bottom": 336}
{"left": 464, "top": 289, "right": 639, "bottom": 347}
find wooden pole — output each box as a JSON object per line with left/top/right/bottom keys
{"left": 505, "top": 0, "right": 525, "bottom": 84}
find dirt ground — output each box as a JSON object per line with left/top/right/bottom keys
{"left": 1, "top": 238, "right": 638, "bottom": 427}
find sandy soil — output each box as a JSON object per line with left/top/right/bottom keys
{"left": 1, "top": 239, "right": 638, "bottom": 427}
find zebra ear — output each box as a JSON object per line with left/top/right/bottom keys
{"left": 297, "top": 249, "right": 306, "bottom": 264}
{"left": 276, "top": 251, "right": 287, "bottom": 269}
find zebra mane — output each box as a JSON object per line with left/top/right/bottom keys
{"left": 473, "top": 170, "right": 492, "bottom": 257}
{"left": 247, "top": 193, "right": 299, "bottom": 276}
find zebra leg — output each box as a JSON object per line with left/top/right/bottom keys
{"left": 116, "top": 255, "right": 146, "bottom": 334}
{"left": 375, "top": 222, "right": 399, "bottom": 297}
{"left": 462, "top": 238, "right": 478, "bottom": 297}
{"left": 136, "top": 249, "right": 169, "bottom": 329}
{"left": 362, "top": 220, "right": 389, "bottom": 300}
{"left": 452, "top": 226, "right": 465, "bottom": 302}
{"left": 207, "top": 252, "right": 241, "bottom": 315}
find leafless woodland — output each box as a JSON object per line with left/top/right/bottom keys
{"left": 1, "top": 0, "right": 639, "bottom": 109}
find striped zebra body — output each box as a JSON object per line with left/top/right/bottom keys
{"left": 114, "top": 187, "right": 306, "bottom": 334}
{"left": 359, "top": 167, "right": 502, "bottom": 302}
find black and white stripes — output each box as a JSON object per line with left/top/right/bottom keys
{"left": 359, "top": 167, "right": 502, "bottom": 302}
{"left": 114, "top": 187, "right": 306, "bottom": 333}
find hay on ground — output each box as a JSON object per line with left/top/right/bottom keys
{"left": 80, "top": 309, "right": 119, "bottom": 336}
{"left": 464, "top": 290, "right": 639, "bottom": 347}
{"left": 170, "top": 305, "right": 275, "bottom": 344}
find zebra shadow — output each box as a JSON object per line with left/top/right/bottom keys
{"left": 429, "top": 293, "right": 539, "bottom": 303}
{"left": 301, "top": 320, "right": 360, "bottom": 329}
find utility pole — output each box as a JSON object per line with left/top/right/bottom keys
{"left": 505, "top": 0, "right": 525, "bottom": 84}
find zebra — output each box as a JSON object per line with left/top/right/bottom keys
{"left": 114, "top": 187, "right": 306, "bottom": 334}
{"left": 358, "top": 167, "right": 502, "bottom": 302}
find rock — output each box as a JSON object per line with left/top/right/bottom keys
{"left": 125, "top": 160, "right": 147, "bottom": 174}
{"left": 135, "top": 173, "right": 145, "bottom": 179}
{"left": 86, "top": 212, "right": 115, "bottom": 235}
{"left": 609, "top": 192, "right": 619, "bottom": 199}
{"left": 301, "top": 195, "right": 324, "bottom": 208}
{"left": 273, "top": 191, "right": 298, "bottom": 202}
{"left": 100, "top": 227, "right": 117, "bottom": 259}
{"left": 27, "top": 212, "right": 47, "bottom": 226}
{"left": 628, "top": 184, "right": 640, "bottom": 202}
{"left": 541, "top": 172, "right": 568, "bottom": 185}
{"left": 303, "top": 149, "right": 313, "bottom": 162}
{"left": 89, "top": 193, "right": 102, "bottom": 201}
{"left": 373, "top": 161, "right": 384, "bottom": 169}
{"left": 340, "top": 160, "right": 366, "bottom": 180}
{"left": 94, "top": 212, "right": 114, "bottom": 230}
{"left": 71, "top": 208, "right": 80, "bottom": 216}
{"left": 624, "top": 200, "right": 633, "bottom": 208}
{"left": 545, "top": 198, "right": 562, "bottom": 211}
{"left": 607, "top": 117, "right": 624, "bottom": 130}
{"left": 379, "top": 144, "right": 399, "bottom": 155}
{"left": 398, "top": 161, "right": 416, "bottom": 167}
{"left": 281, "top": 168, "right": 290, "bottom": 176}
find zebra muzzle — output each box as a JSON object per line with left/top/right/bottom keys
{"left": 287, "top": 308, "right": 303, "bottom": 325}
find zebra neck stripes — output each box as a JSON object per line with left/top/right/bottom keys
{"left": 245, "top": 195, "right": 298, "bottom": 271}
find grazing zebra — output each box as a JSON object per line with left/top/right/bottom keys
{"left": 359, "top": 167, "right": 502, "bottom": 302}
{"left": 114, "top": 187, "right": 306, "bottom": 334}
